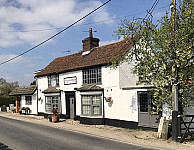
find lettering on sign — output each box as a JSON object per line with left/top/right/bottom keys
{"left": 64, "top": 76, "right": 77, "bottom": 85}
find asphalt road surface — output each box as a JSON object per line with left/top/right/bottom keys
{"left": 0, "top": 116, "right": 161, "bottom": 150}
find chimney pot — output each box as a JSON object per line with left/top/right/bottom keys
{"left": 89, "top": 28, "right": 93, "bottom": 37}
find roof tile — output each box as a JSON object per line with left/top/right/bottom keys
{"left": 36, "top": 40, "right": 132, "bottom": 77}
{"left": 42, "top": 88, "right": 60, "bottom": 93}
{"left": 9, "top": 85, "right": 37, "bottom": 96}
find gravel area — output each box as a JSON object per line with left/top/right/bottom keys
{"left": 0, "top": 112, "right": 194, "bottom": 150}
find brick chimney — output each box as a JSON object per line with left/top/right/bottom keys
{"left": 82, "top": 28, "right": 100, "bottom": 52}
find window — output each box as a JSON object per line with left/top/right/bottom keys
{"left": 81, "top": 95, "right": 101, "bottom": 115}
{"left": 83, "top": 67, "right": 101, "bottom": 85}
{"left": 45, "top": 96, "right": 60, "bottom": 112}
{"left": 138, "top": 92, "right": 157, "bottom": 113}
{"left": 139, "top": 93, "right": 148, "bottom": 112}
{"left": 25, "top": 96, "right": 32, "bottom": 105}
{"left": 48, "top": 74, "right": 59, "bottom": 88}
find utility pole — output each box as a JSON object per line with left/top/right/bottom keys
{"left": 171, "top": 0, "right": 180, "bottom": 142}
{"left": 171, "top": 0, "right": 178, "bottom": 112}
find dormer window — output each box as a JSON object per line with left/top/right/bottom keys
{"left": 83, "top": 67, "right": 101, "bottom": 85}
{"left": 48, "top": 74, "right": 59, "bottom": 88}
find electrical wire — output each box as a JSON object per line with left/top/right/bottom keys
{"left": 144, "top": 0, "right": 160, "bottom": 20}
{"left": 0, "top": 0, "right": 112, "bottom": 66}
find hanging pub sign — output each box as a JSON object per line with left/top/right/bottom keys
{"left": 64, "top": 76, "right": 77, "bottom": 85}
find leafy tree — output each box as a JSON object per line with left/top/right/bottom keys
{"left": 0, "top": 78, "right": 19, "bottom": 106}
{"left": 0, "top": 78, "right": 7, "bottom": 86}
{"left": 114, "top": 0, "right": 193, "bottom": 112}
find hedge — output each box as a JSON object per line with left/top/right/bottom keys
{"left": 0, "top": 96, "right": 15, "bottom": 107}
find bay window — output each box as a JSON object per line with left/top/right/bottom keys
{"left": 81, "top": 95, "right": 101, "bottom": 115}
{"left": 45, "top": 96, "right": 60, "bottom": 112}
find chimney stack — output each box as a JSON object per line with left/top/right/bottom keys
{"left": 82, "top": 28, "right": 99, "bottom": 52}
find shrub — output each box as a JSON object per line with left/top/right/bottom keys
{"left": 0, "top": 96, "right": 15, "bottom": 107}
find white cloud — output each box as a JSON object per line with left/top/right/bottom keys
{"left": 0, "top": 54, "right": 30, "bottom": 64}
{"left": 0, "top": 54, "right": 40, "bottom": 68}
{"left": 25, "top": 63, "right": 36, "bottom": 68}
{"left": 22, "top": 74, "right": 35, "bottom": 85}
{"left": 0, "top": 0, "right": 114, "bottom": 47}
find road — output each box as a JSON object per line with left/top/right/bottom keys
{"left": 0, "top": 116, "right": 161, "bottom": 150}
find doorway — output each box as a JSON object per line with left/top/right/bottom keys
{"left": 65, "top": 92, "right": 76, "bottom": 119}
{"left": 138, "top": 91, "right": 159, "bottom": 128}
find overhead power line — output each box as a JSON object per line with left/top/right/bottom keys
{"left": 144, "top": 0, "right": 160, "bottom": 20}
{"left": 0, "top": 0, "right": 112, "bottom": 66}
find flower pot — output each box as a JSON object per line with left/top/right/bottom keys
{"left": 52, "top": 116, "right": 58, "bottom": 123}
{"left": 49, "top": 117, "right": 52, "bottom": 122}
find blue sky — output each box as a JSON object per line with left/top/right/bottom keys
{"left": 0, "top": 0, "right": 170, "bottom": 86}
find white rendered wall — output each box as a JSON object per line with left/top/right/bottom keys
{"left": 37, "top": 76, "right": 48, "bottom": 113}
{"left": 119, "top": 61, "right": 138, "bottom": 88}
{"left": 59, "top": 70, "right": 82, "bottom": 115}
{"left": 75, "top": 66, "right": 120, "bottom": 118}
{"left": 75, "top": 65, "right": 140, "bottom": 122}
{"left": 103, "top": 89, "right": 138, "bottom": 122}
{"left": 37, "top": 64, "right": 143, "bottom": 123}
{"left": 20, "top": 92, "right": 37, "bottom": 114}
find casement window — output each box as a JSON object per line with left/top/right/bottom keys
{"left": 45, "top": 96, "right": 60, "bottom": 112}
{"left": 81, "top": 95, "right": 101, "bottom": 115}
{"left": 139, "top": 92, "right": 149, "bottom": 112}
{"left": 83, "top": 67, "right": 101, "bottom": 85}
{"left": 25, "top": 96, "right": 32, "bottom": 105}
{"left": 48, "top": 74, "right": 59, "bottom": 88}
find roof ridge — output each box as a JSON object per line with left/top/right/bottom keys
{"left": 55, "top": 40, "right": 125, "bottom": 60}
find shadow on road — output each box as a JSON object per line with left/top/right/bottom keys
{"left": 0, "top": 142, "right": 12, "bottom": 150}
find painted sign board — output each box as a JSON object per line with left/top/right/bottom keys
{"left": 64, "top": 76, "right": 77, "bottom": 85}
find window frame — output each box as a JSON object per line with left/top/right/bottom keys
{"left": 25, "top": 96, "right": 32, "bottom": 105}
{"left": 82, "top": 67, "right": 102, "bottom": 85}
{"left": 81, "top": 94, "right": 102, "bottom": 116}
{"left": 138, "top": 91, "right": 158, "bottom": 114}
{"left": 45, "top": 96, "right": 60, "bottom": 113}
{"left": 48, "top": 74, "right": 59, "bottom": 88}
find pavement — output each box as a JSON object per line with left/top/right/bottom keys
{"left": 0, "top": 112, "right": 194, "bottom": 150}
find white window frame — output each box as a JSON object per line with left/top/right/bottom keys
{"left": 82, "top": 67, "right": 101, "bottom": 85}
{"left": 81, "top": 94, "right": 102, "bottom": 116}
{"left": 45, "top": 96, "right": 60, "bottom": 113}
{"left": 48, "top": 74, "right": 59, "bottom": 88}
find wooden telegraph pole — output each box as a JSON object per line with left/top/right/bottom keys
{"left": 171, "top": 0, "right": 178, "bottom": 112}
{"left": 171, "top": 0, "right": 181, "bottom": 142}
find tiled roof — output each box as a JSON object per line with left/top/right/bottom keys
{"left": 42, "top": 88, "right": 61, "bottom": 93}
{"left": 77, "top": 84, "right": 104, "bottom": 91}
{"left": 9, "top": 85, "right": 37, "bottom": 96}
{"left": 36, "top": 40, "right": 133, "bottom": 77}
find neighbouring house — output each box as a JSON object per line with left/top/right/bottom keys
{"left": 9, "top": 85, "right": 37, "bottom": 114}
{"left": 34, "top": 28, "right": 159, "bottom": 129}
